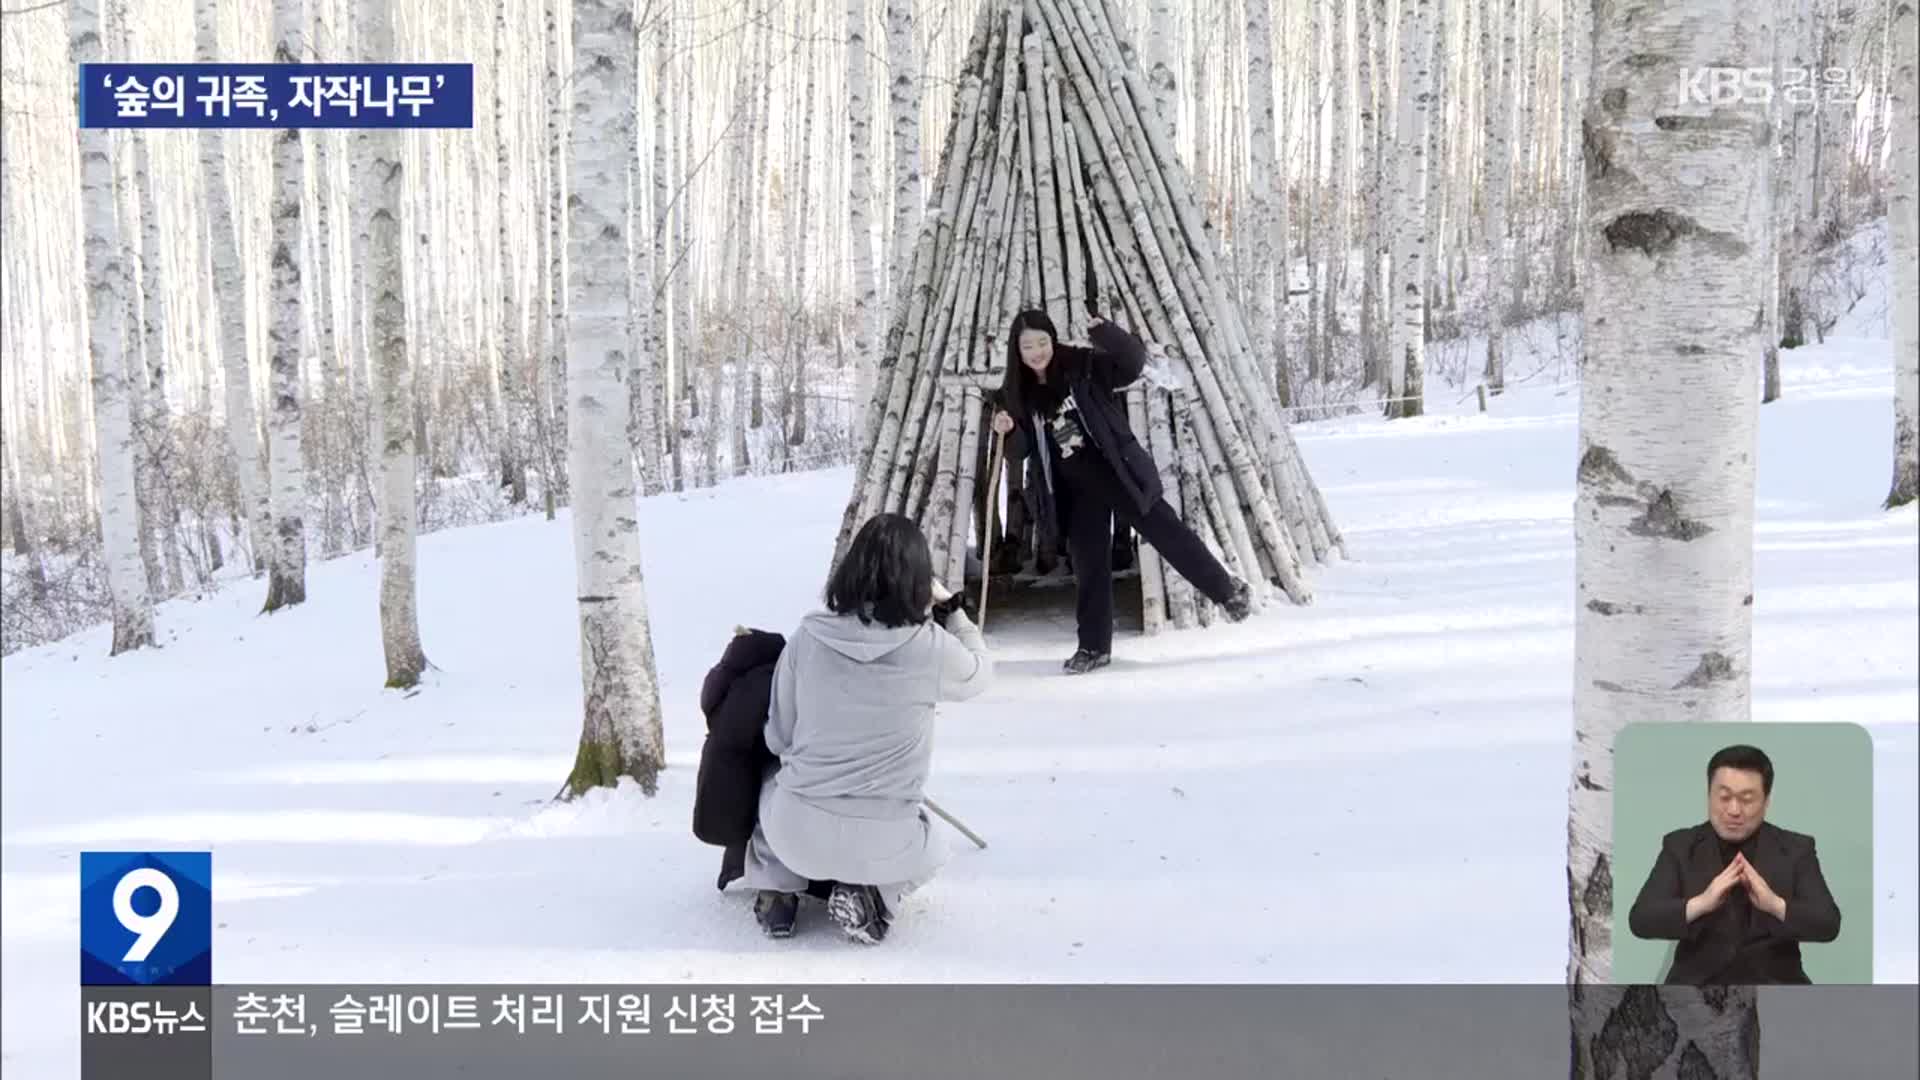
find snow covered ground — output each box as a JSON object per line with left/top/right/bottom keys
{"left": 4, "top": 312, "right": 1915, "bottom": 1073}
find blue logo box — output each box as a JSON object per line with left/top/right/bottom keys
{"left": 80, "top": 852, "right": 212, "bottom": 986}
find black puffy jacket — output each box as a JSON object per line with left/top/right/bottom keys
{"left": 693, "top": 629, "right": 785, "bottom": 890}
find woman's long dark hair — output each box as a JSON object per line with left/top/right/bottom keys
{"left": 825, "top": 513, "right": 934, "bottom": 627}
{"left": 997, "top": 309, "right": 1070, "bottom": 422}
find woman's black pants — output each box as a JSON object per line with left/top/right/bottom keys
{"left": 1058, "top": 453, "right": 1238, "bottom": 654}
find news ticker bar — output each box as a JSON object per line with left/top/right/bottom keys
{"left": 85, "top": 984, "right": 1920, "bottom": 1080}
{"left": 78, "top": 64, "right": 474, "bottom": 128}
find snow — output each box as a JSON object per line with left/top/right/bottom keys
{"left": 4, "top": 314, "right": 1915, "bottom": 1074}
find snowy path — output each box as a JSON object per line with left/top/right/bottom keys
{"left": 5, "top": 351, "right": 1915, "bottom": 1073}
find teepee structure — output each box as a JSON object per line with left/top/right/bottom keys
{"left": 833, "top": 0, "right": 1343, "bottom": 634}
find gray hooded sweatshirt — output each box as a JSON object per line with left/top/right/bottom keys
{"left": 755, "top": 606, "right": 992, "bottom": 887}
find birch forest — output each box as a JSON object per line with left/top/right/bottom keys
{"left": 3, "top": 0, "right": 1911, "bottom": 656}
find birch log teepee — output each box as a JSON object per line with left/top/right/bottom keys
{"left": 832, "top": 0, "right": 1342, "bottom": 633}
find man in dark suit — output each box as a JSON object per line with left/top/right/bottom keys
{"left": 1628, "top": 744, "right": 1843, "bottom": 984}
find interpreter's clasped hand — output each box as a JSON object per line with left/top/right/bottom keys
{"left": 1735, "top": 854, "right": 1787, "bottom": 919}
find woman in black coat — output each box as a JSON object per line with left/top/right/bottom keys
{"left": 992, "top": 309, "right": 1251, "bottom": 673}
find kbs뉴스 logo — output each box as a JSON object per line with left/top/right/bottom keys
{"left": 79, "top": 852, "right": 212, "bottom": 986}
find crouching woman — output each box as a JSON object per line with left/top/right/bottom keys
{"left": 743, "top": 512, "right": 994, "bottom": 943}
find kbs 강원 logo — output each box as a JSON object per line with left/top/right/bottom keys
{"left": 80, "top": 852, "right": 211, "bottom": 986}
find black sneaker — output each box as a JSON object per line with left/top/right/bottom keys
{"left": 1221, "top": 579, "right": 1253, "bottom": 623}
{"left": 753, "top": 890, "right": 799, "bottom": 938}
{"left": 825, "top": 883, "right": 891, "bottom": 944}
{"left": 1063, "top": 649, "right": 1111, "bottom": 675}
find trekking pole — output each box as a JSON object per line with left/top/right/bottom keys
{"left": 977, "top": 430, "right": 1006, "bottom": 632}
{"left": 924, "top": 797, "right": 987, "bottom": 850}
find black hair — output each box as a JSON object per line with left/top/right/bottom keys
{"left": 997, "top": 309, "right": 1067, "bottom": 422}
{"left": 1707, "top": 744, "right": 1774, "bottom": 796}
{"left": 825, "top": 513, "right": 934, "bottom": 628}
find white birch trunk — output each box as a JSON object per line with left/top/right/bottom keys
{"left": 73, "top": 0, "right": 155, "bottom": 654}
{"left": 1273, "top": 6, "right": 1292, "bottom": 394}
{"left": 536, "top": 20, "right": 561, "bottom": 516}
{"left": 655, "top": 0, "right": 682, "bottom": 489}
{"left": 1556, "top": 0, "right": 1589, "bottom": 292}
{"left": 564, "top": 0, "right": 666, "bottom": 797}
{"left": 361, "top": 0, "right": 426, "bottom": 688}
{"left": 1245, "top": 0, "right": 1280, "bottom": 387}
{"left": 1569, "top": 3, "right": 1771, "bottom": 1066}
{"left": 1764, "top": 0, "right": 1790, "bottom": 406}
{"left": 1330, "top": 0, "right": 1351, "bottom": 328}
{"left": 1191, "top": 23, "right": 1211, "bottom": 217}
{"left": 264, "top": 0, "right": 309, "bottom": 612}
{"left": 133, "top": 129, "right": 182, "bottom": 596}
{"left": 1149, "top": 0, "right": 1176, "bottom": 138}
{"left": 1781, "top": 0, "right": 1818, "bottom": 349}
{"left": 1388, "top": 0, "right": 1432, "bottom": 418}
{"left": 1422, "top": 0, "right": 1449, "bottom": 329}
{"left": 1888, "top": 0, "right": 1918, "bottom": 508}
{"left": 103, "top": 0, "right": 160, "bottom": 601}
{"left": 1484, "top": 0, "right": 1516, "bottom": 393}
{"left": 1305, "top": 1, "right": 1322, "bottom": 380}
{"left": 309, "top": 0, "right": 347, "bottom": 558}
{"left": 1359, "top": 0, "right": 1387, "bottom": 389}
{"left": 631, "top": 51, "right": 664, "bottom": 493}
{"left": 887, "top": 0, "right": 923, "bottom": 302}
{"left": 847, "top": 0, "right": 881, "bottom": 419}
{"left": 497, "top": 0, "right": 529, "bottom": 504}
{"left": 547, "top": 0, "right": 571, "bottom": 505}
{"left": 1511, "top": 0, "right": 1540, "bottom": 309}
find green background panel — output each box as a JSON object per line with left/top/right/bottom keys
{"left": 1611, "top": 722, "right": 1874, "bottom": 984}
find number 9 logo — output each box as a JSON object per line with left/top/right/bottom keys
{"left": 112, "top": 867, "right": 180, "bottom": 963}
{"left": 81, "top": 851, "right": 211, "bottom": 986}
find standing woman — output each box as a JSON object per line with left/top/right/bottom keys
{"left": 992, "top": 310, "right": 1252, "bottom": 674}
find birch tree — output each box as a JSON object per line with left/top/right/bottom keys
{"left": 1245, "top": 0, "right": 1280, "bottom": 387}
{"left": 1568, "top": 0, "right": 1773, "bottom": 1068}
{"left": 1387, "top": 0, "right": 1433, "bottom": 418}
{"left": 545, "top": 0, "right": 570, "bottom": 508}
{"left": 847, "top": 0, "right": 881, "bottom": 416}
{"left": 196, "top": 0, "right": 270, "bottom": 574}
{"left": 72, "top": 0, "right": 154, "bottom": 655}
{"left": 887, "top": 0, "right": 922, "bottom": 301}
{"left": 497, "top": 0, "right": 529, "bottom": 504}
{"left": 1887, "top": 0, "right": 1917, "bottom": 509}
{"left": 653, "top": 1, "right": 680, "bottom": 490}
{"left": 1483, "top": 0, "right": 1516, "bottom": 393}
{"left": 1148, "top": 0, "right": 1176, "bottom": 135}
{"left": 103, "top": 0, "right": 162, "bottom": 600}
{"left": 1780, "top": 0, "right": 1819, "bottom": 350}
{"left": 132, "top": 126, "right": 183, "bottom": 597}
{"left": 359, "top": 0, "right": 427, "bottom": 689}
{"left": 1557, "top": 0, "right": 1591, "bottom": 293}
{"left": 264, "top": 0, "right": 310, "bottom": 612}
{"left": 1330, "top": 0, "right": 1351, "bottom": 337}
{"left": 632, "top": 24, "right": 665, "bottom": 493}
{"left": 563, "top": 0, "right": 666, "bottom": 797}
{"left": 1356, "top": 0, "right": 1382, "bottom": 389}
